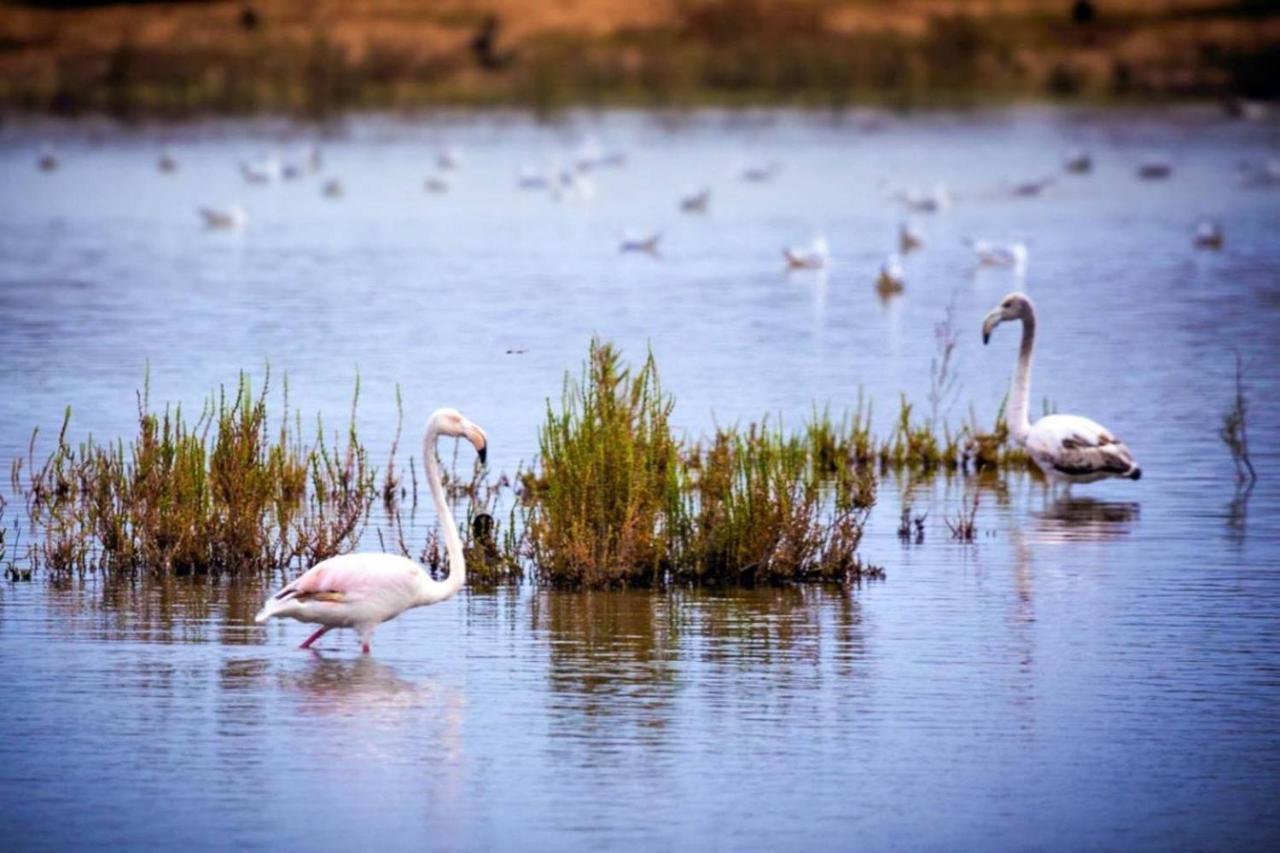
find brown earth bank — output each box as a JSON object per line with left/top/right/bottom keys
{"left": 1, "top": 1, "right": 1276, "bottom": 116}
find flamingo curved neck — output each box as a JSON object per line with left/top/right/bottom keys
{"left": 1008, "top": 309, "right": 1036, "bottom": 445}
{"left": 420, "top": 423, "right": 465, "bottom": 606}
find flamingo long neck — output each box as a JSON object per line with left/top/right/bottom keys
{"left": 422, "top": 424, "right": 465, "bottom": 604}
{"left": 1008, "top": 310, "right": 1035, "bottom": 445}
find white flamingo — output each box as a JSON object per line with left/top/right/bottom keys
{"left": 256, "top": 408, "right": 488, "bottom": 654}
{"left": 983, "top": 293, "right": 1141, "bottom": 484}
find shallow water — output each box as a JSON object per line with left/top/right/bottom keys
{"left": 1, "top": 108, "right": 1279, "bottom": 850}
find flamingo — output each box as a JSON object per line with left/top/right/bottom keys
{"left": 255, "top": 408, "right": 488, "bottom": 653}
{"left": 982, "top": 293, "right": 1141, "bottom": 484}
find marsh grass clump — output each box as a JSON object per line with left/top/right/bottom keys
{"left": 10, "top": 372, "right": 374, "bottom": 577}
{"left": 679, "top": 422, "right": 877, "bottom": 585}
{"left": 520, "top": 341, "right": 880, "bottom": 588}
{"left": 946, "top": 493, "right": 980, "bottom": 542}
{"left": 522, "top": 340, "right": 683, "bottom": 587}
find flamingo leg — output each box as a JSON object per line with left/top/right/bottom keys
{"left": 299, "top": 626, "right": 329, "bottom": 650}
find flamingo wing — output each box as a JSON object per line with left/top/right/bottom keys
{"left": 1028, "top": 415, "right": 1140, "bottom": 479}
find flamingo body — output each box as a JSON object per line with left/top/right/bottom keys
{"left": 256, "top": 408, "right": 487, "bottom": 653}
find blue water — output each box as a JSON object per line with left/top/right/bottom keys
{"left": 1, "top": 107, "right": 1278, "bottom": 850}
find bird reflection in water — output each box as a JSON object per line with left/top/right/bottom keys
{"left": 1030, "top": 496, "right": 1140, "bottom": 543}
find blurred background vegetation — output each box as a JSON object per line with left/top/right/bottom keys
{"left": 1, "top": 0, "right": 1276, "bottom": 116}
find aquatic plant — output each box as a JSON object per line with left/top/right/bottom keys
{"left": 1220, "top": 351, "right": 1257, "bottom": 486}
{"left": 522, "top": 340, "right": 683, "bottom": 587}
{"left": 10, "top": 372, "right": 374, "bottom": 577}
{"left": 946, "top": 493, "right": 980, "bottom": 542}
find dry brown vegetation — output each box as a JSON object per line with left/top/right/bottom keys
{"left": 1, "top": 1, "right": 1275, "bottom": 115}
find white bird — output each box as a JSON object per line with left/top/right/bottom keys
{"left": 983, "top": 292, "right": 1141, "bottom": 484}
{"left": 680, "top": 187, "right": 710, "bottom": 213}
{"left": 256, "top": 408, "right": 488, "bottom": 654}
{"left": 740, "top": 161, "right": 779, "bottom": 183}
{"left": 516, "top": 166, "right": 549, "bottom": 189}
{"left": 240, "top": 155, "right": 282, "bottom": 184}
{"left": 898, "top": 183, "right": 949, "bottom": 213}
{"left": 437, "top": 147, "right": 462, "bottom": 171}
{"left": 157, "top": 151, "right": 178, "bottom": 173}
{"left": 1138, "top": 158, "right": 1173, "bottom": 180}
{"left": 424, "top": 173, "right": 451, "bottom": 194}
{"left": 968, "top": 239, "right": 1028, "bottom": 274}
{"left": 1193, "top": 220, "right": 1224, "bottom": 249}
{"left": 322, "top": 178, "right": 343, "bottom": 199}
{"left": 1063, "top": 149, "right": 1092, "bottom": 174}
{"left": 783, "top": 234, "right": 829, "bottom": 270}
{"left": 199, "top": 205, "right": 248, "bottom": 230}
{"left": 620, "top": 230, "right": 661, "bottom": 254}
{"left": 876, "top": 254, "right": 906, "bottom": 293}
{"left": 899, "top": 221, "right": 924, "bottom": 253}
{"left": 1011, "top": 177, "right": 1054, "bottom": 197}
{"left": 552, "top": 168, "right": 595, "bottom": 203}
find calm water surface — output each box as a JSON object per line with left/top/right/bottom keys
{"left": 1, "top": 108, "right": 1278, "bottom": 850}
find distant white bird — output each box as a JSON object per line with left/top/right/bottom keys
{"left": 424, "top": 174, "right": 451, "bottom": 194}
{"left": 322, "top": 178, "right": 344, "bottom": 199}
{"left": 157, "top": 151, "right": 178, "bottom": 173}
{"left": 1225, "top": 97, "right": 1269, "bottom": 121}
{"left": 783, "top": 234, "right": 829, "bottom": 270}
{"left": 680, "top": 187, "right": 710, "bottom": 213}
{"left": 899, "top": 221, "right": 924, "bottom": 253}
{"left": 573, "top": 138, "right": 625, "bottom": 171}
{"left": 199, "top": 205, "right": 248, "bottom": 230}
{"left": 898, "top": 183, "right": 949, "bottom": 213}
{"left": 1063, "top": 149, "right": 1092, "bottom": 174}
{"left": 876, "top": 254, "right": 906, "bottom": 293}
{"left": 552, "top": 169, "right": 595, "bottom": 203}
{"left": 967, "top": 239, "right": 1028, "bottom": 274}
{"left": 1011, "top": 177, "right": 1054, "bottom": 197}
{"left": 516, "top": 166, "right": 549, "bottom": 189}
{"left": 437, "top": 147, "right": 462, "bottom": 171}
{"left": 1193, "top": 220, "right": 1224, "bottom": 249}
{"left": 1138, "top": 158, "right": 1173, "bottom": 180}
{"left": 240, "top": 155, "right": 282, "bottom": 184}
{"left": 983, "top": 292, "right": 1141, "bottom": 484}
{"left": 740, "top": 161, "right": 779, "bottom": 183}
{"left": 256, "top": 408, "right": 487, "bottom": 654}
{"left": 620, "top": 230, "right": 661, "bottom": 254}
{"left": 37, "top": 148, "right": 58, "bottom": 172}
{"left": 1239, "top": 159, "right": 1280, "bottom": 188}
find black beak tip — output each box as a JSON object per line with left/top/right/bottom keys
{"left": 478, "top": 446, "right": 488, "bottom": 465}
{"left": 983, "top": 332, "right": 991, "bottom": 345}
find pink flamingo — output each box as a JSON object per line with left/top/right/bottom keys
{"left": 255, "top": 408, "right": 488, "bottom": 654}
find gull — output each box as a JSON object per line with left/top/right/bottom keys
{"left": 37, "top": 148, "right": 58, "bottom": 172}
{"left": 967, "top": 239, "right": 1028, "bottom": 274}
{"left": 1193, "top": 220, "right": 1224, "bottom": 250}
{"left": 322, "top": 178, "right": 344, "bottom": 199}
{"left": 1137, "top": 158, "right": 1173, "bottom": 180}
{"left": 438, "top": 147, "right": 462, "bottom": 171}
{"left": 740, "top": 161, "right": 780, "bottom": 183}
{"left": 1011, "top": 177, "right": 1054, "bottom": 197}
{"left": 240, "top": 155, "right": 282, "bottom": 184}
{"left": 898, "top": 183, "right": 950, "bottom": 213}
{"left": 620, "top": 230, "right": 661, "bottom": 254}
{"left": 1063, "top": 149, "right": 1092, "bottom": 174}
{"left": 157, "top": 151, "right": 178, "bottom": 173}
{"left": 199, "top": 205, "right": 248, "bottom": 230}
{"left": 424, "top": 173, "right": 451, "bottom": 193}
{"left": 680, "top": 187, "right": 710, "bottom": 213}
{"left": 784, "top": 234, "right": 829, "bottom": 270}
{"left": 899, "top": 221, "right": 924, "bottom": 253}
{"left": 876, "top": 254, "right": 906, "bottom": 294}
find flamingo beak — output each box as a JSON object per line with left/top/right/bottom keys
{"left": 982, "top": 309, "right": 1002, "bottom": 345}
{"left": 464, "top": 422, "right": 488, "bottom": 465}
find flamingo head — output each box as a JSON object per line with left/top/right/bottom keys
{"left": 983, "top": 291, "right": 1033, "bottom": 344}
{"left": 431, "top": 408, "right": 488, "bottom": 465}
